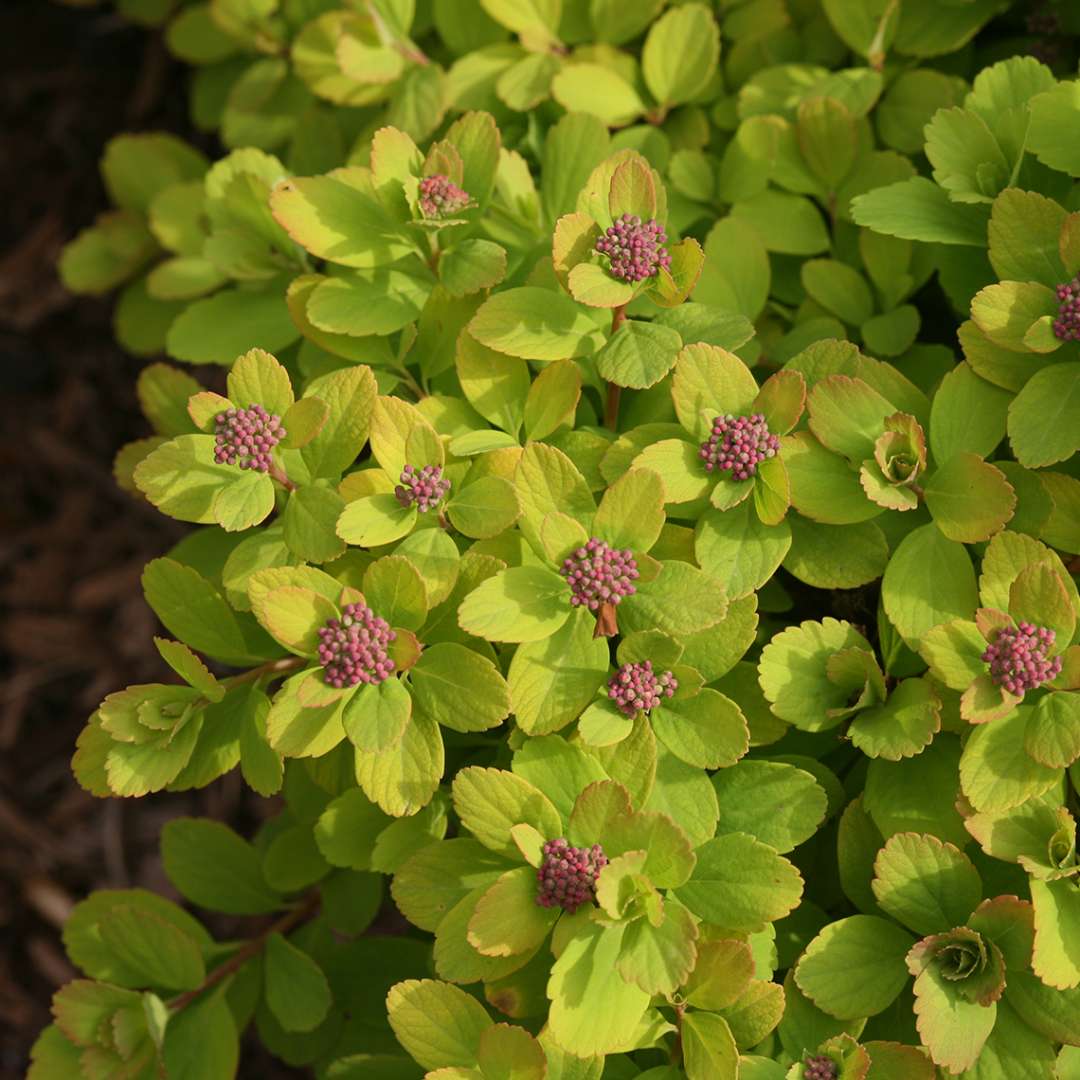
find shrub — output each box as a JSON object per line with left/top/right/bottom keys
{"left": 33, "top": 1, "right": 1080, "bottom": 1078}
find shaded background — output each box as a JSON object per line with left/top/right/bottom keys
{"left": 0, "top": 3, "right": 290, "bottom": 1074}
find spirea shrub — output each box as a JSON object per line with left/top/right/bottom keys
{"left": 34, "top": 1, "right": 1080, "bottom": 1078}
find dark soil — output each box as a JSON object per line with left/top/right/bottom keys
{"left": 0, "top": 4, "right": 294, "bottom": 1075}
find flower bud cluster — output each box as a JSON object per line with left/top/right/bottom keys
{"left": 1054, "top": 276, "right": 1080, "bottom": 341}
{"left": 418, "top": 174, "right": 471, "bottom": 218}
{"left": 594, "top": 214, "right": 672, "bottom": 283}
{"left": 560, "top": 537, "right": 638, "bottom": 611}
{"left": 608, "top": 661, "right": 678, "bottom": 717}
{"left": 317, "top": 603, "right": 396, "bottom": 688}
{"left": 802, "top": 1056, "right": 838, "bottom": 1080}
{"left": 699, "top": 412, "right": 779, "bottom": 481}
{"left": 213, "top": 404, "right": 285, "bottom": 472}
{"left": 536, "top": 838, "right": 608, "bottom": 914}
{"left": 982, "top": 621, "right": 1061, "bottom": 695}
{"left": 394, "top": 464, "right": 450, "bottom": 512}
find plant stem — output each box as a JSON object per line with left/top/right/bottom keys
{"left": 222, "top": 656, "right": 305, "bottom": 692}
{"left": 669, "top": 1001, "right": 686, "bottom": 1065}
{"left": 269, "top": 463, "right": 296, "bottom": 492}
{"left": 604, "top": 305, "right": 628, "bottom": 430}
{"left": 169, "top": 891, "right": 320, "bottom": 1012}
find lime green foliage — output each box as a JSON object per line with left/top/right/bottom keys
{"left": 36, "top": 2, "right": 1080, "bottom": 1079}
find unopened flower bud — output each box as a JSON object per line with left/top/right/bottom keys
{"left": 698, "top": 412, "right": 778, "bottom": 481}
{"left": 317, "top": 603, "right": 396, "bottom": 688}
{"left": 559, "top": 537, "right": 638, "bottom": 612}
{"left": 594, "top": 214, "right": 672, "bottom": 283}
{"left": 213, "top": 404, "right": 285, "bottom": 473}
{"left": 982, "top": 621, "right": 1061, "bottom": 695}
{"left": 535, "top": 838, "right": 608, "bottom": 914}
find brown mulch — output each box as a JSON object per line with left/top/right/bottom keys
{"left": 0, "top": 4, "right": 298, "bottom": 1075}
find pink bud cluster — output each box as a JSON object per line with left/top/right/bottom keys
{"left": 802, "top": 1056, "right": 837, "bottom": 1080}
{"left": 213, "top": 404, "right": 285, "bottom": 472}
{"left": 317, "top": 603, "right": 396, "bottom": 689}
{"left": 594, "top": 214, "right": 672, "bottom": 283}
{"left": 699, "top": 412, "right": 779, "bottom": 481}
{"left": 536, "top": 838, "right": 608, "bottom": 914}
{"left": 418, "top": 174, "right": 471, "bottom": 218}
{"left": 394, "top": 464, "right": 450, "bottom": 513}
{"left": 608, "top": 661, "right": 678, "bottom": 717}
{"left": 981, "top": 621, "right": 1061, "bottom": 696}
{"left": 1054, "top": 277, "right": 1080, "bottom": 341}
{"left": 560, "top": 537, "right": 638, "bottom": 611}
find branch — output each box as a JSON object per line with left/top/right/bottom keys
{"left": 169, "top": 891, "right": 321, "bottom": 1012}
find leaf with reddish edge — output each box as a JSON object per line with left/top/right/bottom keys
{"left": 923, "top": 453, "right": 1016, "bottom": 544}
{"left": 608, "top": 156, "right": 657, "bottom": 221}
{"left": 960, "top": 673, "right": 1018, "bottom": 724}
{"left": 859, "top": 459, "right": 919, "bottom": 511}
{"left": 863, "top": 1040, "right": 936, "bottom": 1080}
{"left": 1032, "top": 876, "right": 1080, "bottom": 989}
{"left": 1009, "top": 561, "right": 1076, "bottom": 651}
{"left": 919, "top": 619, "right": 985, "bottom": 690}
{"left": 753, "top": 369, "right": 806, "bottom": 435}
{"left": 966, "top": 895, "right": 1035, "bottom": 971}
{"left": 808, "top": 375, "right": 896, "bottom": 463}
{"left": 975, "top": 607, "right": 1012, "bottom": 641}
{"left": 648, "top": 237, "right": 704, "bottom": 308}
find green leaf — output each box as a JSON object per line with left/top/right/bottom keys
{"left": 617, "top": 901, "right": 698, "bottom": 996}
{"left": 134, "top": 434, "right": 237, "bottom": 524}
{"left": 641, "top": 2, "right": 719, "bottom": 108}
{"left": 364, "top": 555, "right": 428, "bottom": 631}
{"left": 552, "top": 64, "right": 645, "bottom": 128}
{"left": 338, "top": 494, "right": 418, "bottom": 548}
{"left": 524, "top": 359, "right": 581, "bottom": 441}
{"left": 881, "top": 524, "right": 977, "bottom": 648}
{"left": 508, "top": 608, "right": 608, "bottom": 736}
{"left": 783, "top": 432, "right": 882, "bottom": 526}
{"left": 280, "top": 397, "right": 329, "bottom": 451}
{"left": 795, "top": 916, "right": 914, "bottom": 1020}
{"left": 468, "top": 867, "right": 559, "bottom": 958}
{"left": 453, "top": 766, "right": 562, "bottom": 858}
{"left": 162, "top": 818, "right": 281, "bottom": 914}
{"left": 306, "top": 266, "right": 433, "bottom": 337}
{"left": 970, "top": 281, "right": 1059, "bottom": 352}
{"left": 255, "top": 586, "right": 335, "bottom": 656}
{"left": 456, "top": 332, "right": 528, "bottom": 437}
{"left": 355, "top": 706, "right": 444, "bottom": 816}
{"left": 162, "top": 992, "right": 239, "bottom": 1080}
{"left": 282, "top": 485, "right": 346, "bottom": 564}
{"left": 270, "top": 171, "right": 416, "bottom": 268}
{"left": 808, "top": 375, "right": 896, "bottom": 463}
{"left": 59, "top": 210, "right": 158, "bottom": 294}
{"left": 343, "top": 678, "right": 412, "bottom": 753}
{"left": 97, "top": 905, "right": 206, "bottom": 990}
{"left": 264, "top": 932, "right": 332, "bottom": 1033}
{"left": 592, "top": 468, "right": 665, "bottom": 553}
{"left": 142, "top": 557, "right": 270, "bottom": 665}
{"left": 1027, "top": 693, "right": 1080, "bottom": 770}
{"left": 440, "top": 238, "right": 508, "bottom": 297}
{"left": 621, "top": 561, "right": 727, "bottom": 638}
{"left": 871, "top": 833, "right": 982, "bottom": 936}
{"left": 469, "top": 287, "right": 604, "bottom": 360}
{"left": 300, "top": 364, "right": 378, "bottom": 481}
{"left": 388, "top": 978, "right": 493, "bottom": 1070}
{"left": 801, "top": 259, "right": 874, "bottom": 326}
{"left": 446, "top": 476, "right": 520, "bottom": 540}
{"left": 908, "top": 957, "right": 996, "bottom": 1073}
{"left": 102, "top": 133, "right": 208, "bottom": 213}
{"left": 651, "top": 688, "right": 749, "bottom": 769}
{"left": 923, "top": 453, "right": 1015, "bottom": 543}
{"left": 675, "top": 832, "right": 803, "bottom": 933}
{"left": 213, "top": 471, "right": 276, "bottom": 533}
{"left": 988, "top": 188, "right": 1067, "bottom": 287}
{"left": 1008, "top": 362, "right": 1080, "bottom": 469}
{"left": 1031, "top": 877, "right": 1080, "bottom": 990}
{"left": 166, "top": 284, "right": 300, "bottom": 365}
{"left": 457, "top": 565, "right": 571, "bottom": 643}
{"left": 695, "top": 503, "right": 791, "bottom": 601}
{"left": 595, "top": 320, "right": 682, "bottom": 390}
{"left": 547, "top": 918, "right": 651, "bottom": 1056}
{"left": 1028, "top": 80, "right": 1080, "bottom": 177}
{"left": 479, "top": 0, "right": 560, "bottom": 41}
{"left": 314, "top": 788, "right": 391, "bottom": 870}
{"left": 758, "top": 617, "right": 873, "bottom": 732}
{"left": 928, "top": 361, "right": 1010, "bottom": 464}
{"left": 227, "top": 346, "right": 293, "bottom": 417}
{"left": 851, "top": 177, "right": 989, "bottom": 246}
{"left": 711, "top": 761, "right": 827, "bottom": 854}
{"left": 960, "top": 707, "right": 1060, "bottom": 814}
{"left": 848, "top": 678, "right": 941, "bottom": 762}
{"left": 731, "top": 191, "right": 830, "bottom": 255}
{"left": 411, "top": 643, "right": 511, "bottom": 733}
{"left": 798, "top": 97, "right": 858, "bottom": 191}
{"left": 682, "top": 1011, "right": 739, "bottom": 1080}
{"left": 924, "top": 106, "right": 1009, "bottom": 205}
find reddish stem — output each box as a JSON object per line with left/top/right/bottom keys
{"left": 169, "top": 891, "right": 320, "bottom": 1012}
{"left": 603, "top": 305, "right": 628, "bottom": 430}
